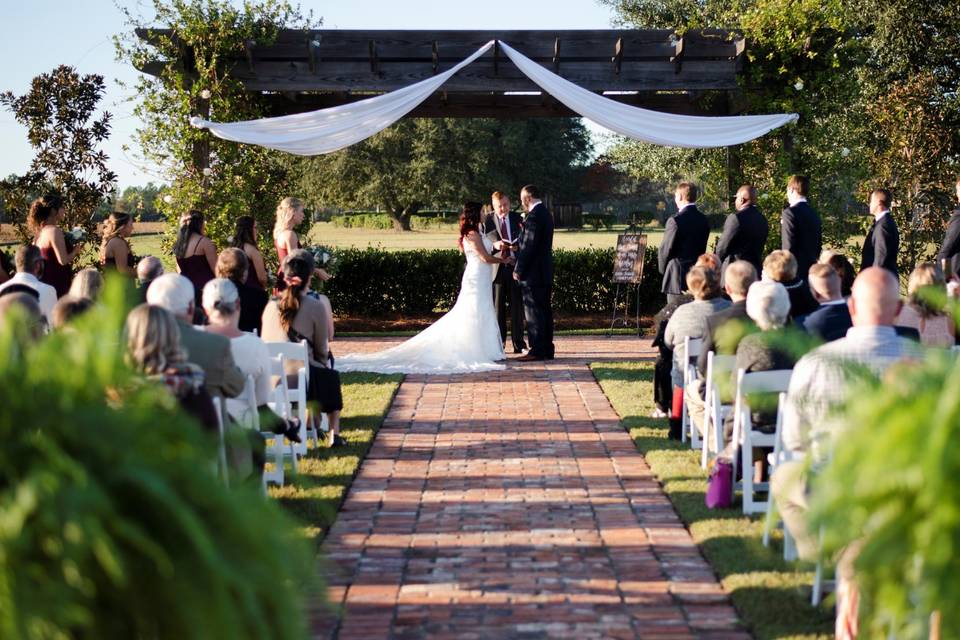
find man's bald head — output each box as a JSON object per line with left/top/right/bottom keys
{"left": 137, "top": 256, "right": 164, "bottom": 284}
{"left": 848, "top": 267, "right": 902, "bottom": 326}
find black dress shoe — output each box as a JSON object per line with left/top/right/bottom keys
{"left": 516, "top": 353, "right": 543, "bottom": 362}
{"left": 513, "top": 348, "right": 524, "bottom": 354}
{"left": 329, "top": 434, "right": 348, "bottom": 447}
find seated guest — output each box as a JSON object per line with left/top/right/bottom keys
{"left": 763, "top": 250, "right": 819, "bottom": 319}
{"left": 261, "top": 250, "right": 344, "bottom": 447}
{"left": 826, "top": 253, "right": 856, "bottom": 298}
{"left": 50, "top": 295, "right": 94, "bottom": 330}
{"left": 0, "top": 291, "right": 45, "bottom": 340}
{"left": 685, "top": 260, "right": 758, "bottom": 435}
{"left": 772, "top": 268, "right": 923, "bottom": 560}
{"left": 894, "top": 262, "right": 955, "bottom": 347}
{"left": 201, "top": 278, "right": 300, "bottom": 442}
{"left": 135, "top": 256, "right": 164, "bottom": 304}
{"left": 146, "top": 273, "right": 245, "bottom": 399}
{"left": 0, "top": 245, "right": 57, "bottom": 321}
{"left": 664, "top": 265, "right": 730, "bottom": 435}
{"left": 803, "top": 263, "right": 852, "bottom": 342}
{"left": 124, "top": 303, "right": 217, "bottom": 432}
{"left": 68, "top": 267, "right": 104, "bottom": 301}
{"left": 216, "top": 248, "right": 268, "bottom": 335}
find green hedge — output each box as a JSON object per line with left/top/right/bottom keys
{"left": 329, "top": 212, "right": 458, "bottom": 230}
{"left": 324, "top": 247, "right": 664, "bottom": 316}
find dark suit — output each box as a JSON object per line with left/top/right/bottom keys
{"left": 938, "top": 207, "right": 960, "bottom": 279}
{"left": 658, "top": 204, "right": 710, "bottom": 297}
{"left": 176, "top": 318, "right": 245, "bottom": 398}
{"left": 514, "top": 202, "right": 555, "bottom": 358}
{"left": 715, "top": 204, "right": 769, "bottom": 280}
{"left": 696, "top": 300, "right": 755, "bottom": 378}
{"left": 782, "top": 277, "right": 820, "bottom": 320}
{"left": 861, "top": 213, "right": 900, "bottom": 277}
{"left": 482, "top": 211, "right": 526, "bottom": 351}
{"left": 236, "top": 281, "right": 269, "bottom": 335}
{"left": 781, "top": 200, "right": 822, "bottom": 280}
{"left": 803, "top": 301, "right": 852, "bottom": 343}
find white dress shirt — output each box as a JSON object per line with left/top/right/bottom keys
{"left": 0, "top": 272, "right": 57, "bottom": 321}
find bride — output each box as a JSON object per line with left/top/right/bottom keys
{"left": 336, "top": 202, "right": 512, "bottom": 374}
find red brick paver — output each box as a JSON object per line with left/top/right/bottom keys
{"left": 314, "top": 336, "right": 745, "bottom": 639}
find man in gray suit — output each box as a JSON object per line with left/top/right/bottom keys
{"left": 146, "top": 274, "right": 244, "bottom": 399}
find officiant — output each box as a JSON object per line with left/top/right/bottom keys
{"left": 483, "top": 191, "right": 527, "bottom": 354}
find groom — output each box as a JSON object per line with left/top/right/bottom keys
{"left": 513, "top": 184, "right": 555, "bottom": 361}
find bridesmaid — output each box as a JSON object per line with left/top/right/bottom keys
{"left": 231, "top": 215, "right": 268, "bottom": 289}
{"left": 30, "top": 194, "right": 81, "bottom": 298}
{"left": 100, "top": 212, "right": 136, "bottom": 277}
{"left": 173, "top": 210, "right": 217, "bottom": 303}
{"left": 272, "top": 196, "right": 330, "bottom": 292}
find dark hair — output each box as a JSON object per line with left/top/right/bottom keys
{"left": 676, "top": 182, "right": 699, "bottom": 203}
{"left": 100, "top": 212, "right": 132, "bottom": 257}
{"left": 27, "top": 194, "right": 64, "bottom": 234}
{"left": 458, "top": 202, "right": 482, "bottom": 249}
{"left": 216, "top": 247, "right": 249, "bottom": 284}
{"left": 15, "top": 244, "right": 43, "bottom": 275}
{"left": 521, "top": 184, "right": 542, "bottom": 200}
{"left": 51, "top": 295, "right": 94, "bottom": 329}
{"left": 871, "top": 188, "right": 892, "bottom": 209}
{"left": 231, "top": 215, "right": 256, "bottom": 249}
{"left": 278, "top": 249, "right": 315, "bottom": 331}
{"left": 173, "top": 210, "right": 204, "bottom": 260}
{"left": 788, "top": 175, "right": 810, "bottom": 196}
{"left": 826, "top": 253, "right": 855, "bottom": 297}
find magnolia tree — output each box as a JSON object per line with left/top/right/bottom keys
{"left": 0, "top": 66, "right": 117, "bottom": 253}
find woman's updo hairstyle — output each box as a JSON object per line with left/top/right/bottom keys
{"left": 27, "top": 194, "right": 65, "bottom": 233}
{"left": 278, "top": 249, "right": 314, "bottom": 331}
{"left": 101, "top": 212, "right": 132, "bottom": 253}
{"left": 202, "top": 278, "right": 240, "bottom": 317}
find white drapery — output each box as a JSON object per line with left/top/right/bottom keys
{"left": 190, "top": 40, "right": 797, "bottom": 152}
{"left": 497, "top": 42, "right": 798, "bottom": 148}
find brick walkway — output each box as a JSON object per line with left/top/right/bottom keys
{"left": 313, "top": 336, "right": 745, "bottom": 639}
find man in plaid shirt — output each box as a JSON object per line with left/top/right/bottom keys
{"left": 772, "top": 267, "right": 923, "bottom": 560}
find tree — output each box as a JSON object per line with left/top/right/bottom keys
{"left": 294, "top": 118, "right": 592, "bottom": 231}
{"left": 115, "top": 0, "right": 316, "bottom": 256}
{"left": 116, "top": 183, "right": 165, "bottom": 221}
{"left": 0, "top": 66, "right": 117, "bottom": 249}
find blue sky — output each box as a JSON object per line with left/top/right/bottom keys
{"left": 0, "top": 0, "right": 617, "bottom": 188}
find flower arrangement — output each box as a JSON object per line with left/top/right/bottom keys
{"left": 64, "top": 226, "right": 87, "bottom": 252}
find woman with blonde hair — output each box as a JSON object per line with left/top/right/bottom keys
{"left": 68, "top": 268, "right": 104, "bottom": 301}
{"left": 272, "top": 197, "right": 330, "bottom": 291}
{"left": 29, "top": 194, "right": 82, "bottom": 298}
{"left": 100, "top": 212, "right": 136, "bottom": 276}
{"left": 894, "top": 262, "right": 955, "bottom": 347}
{"left": 125, "top": 304, "right": 217, "bottom": 431}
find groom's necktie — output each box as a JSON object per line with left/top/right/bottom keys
{"left": 499, "top": 216, "right": 510, "bottom": 256}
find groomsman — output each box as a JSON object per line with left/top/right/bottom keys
{"left": 514, "top": 184, "right": 555, "bottom": 361}
{"left": 860, "top": 188, "right": 900, "bottom": 277}
{"left": 658, "top": 182, "right": 710, "bottom": 304}
{"left": 715, "top": 184, "right": 769, "bottom": 282}
{"left": 483, "top": 191, "right": 526, "bottom": 353}
{"left": 938, "top": 177, "right": 960, "bottom": 279}
{"left": 781, "top": 175, "right": 822, "bottom": 280}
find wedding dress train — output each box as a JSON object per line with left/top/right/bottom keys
{"left": 336, "top": 236, "right": 506, "bottom": 374}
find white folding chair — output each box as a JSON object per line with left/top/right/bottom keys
{"left": 730, "top": 369, "right": 792, "bottom": 514}
{"left": 680, "top": 336, "right": 704, "bottom": 448}
{"left": 701, "top": 351, "right": 737, "bottom": 468}
{"left": 211, "top": 395, "right": 229, "bottom": 487}
{"left": 266, "top": 354, "right": 301, "bottom": 474}
{"left": 265, "top": 340, "right": 321, "bottom": 456}
{"left": 760, "top": 391, "right": 798, "bottom": 561}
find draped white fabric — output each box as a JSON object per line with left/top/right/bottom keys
{"left": 190, "top": 39, "right": 798, "bottom": 152}
{"left": 497, "top": 41, "right": 798, "bottom": 148}
{"left": 189, "top": 41, "right": 495, "bottom": 155}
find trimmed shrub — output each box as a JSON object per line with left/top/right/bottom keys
{"left": 323, "top": 247, "right": 664, "bottom": 316}
{"left": 329, "top": 213, "right": 458, "bottom": 231}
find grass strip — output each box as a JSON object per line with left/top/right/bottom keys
{"left": 591, "top": 361, "right": 833, "bottom": 640}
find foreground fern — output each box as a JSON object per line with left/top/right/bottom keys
{"left": 0, "top": 280, "right": 314, "bottom": 640}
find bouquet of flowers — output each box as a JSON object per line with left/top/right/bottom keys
{"left": 64, "top": 226, "right": 87, "bottom": 252}
{"left": 306, "top": 244, "right": 338, "bottom": 277}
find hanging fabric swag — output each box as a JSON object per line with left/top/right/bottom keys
{"left": 191, "top": 40, "right": 798, "bottom": 153}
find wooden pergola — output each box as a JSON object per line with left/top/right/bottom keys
{"left": 137, "top": 29, "right": 748, "bottom": 118}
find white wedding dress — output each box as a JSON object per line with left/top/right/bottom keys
{"left": 336, "top": 236, "right": 506, "bottom": 374}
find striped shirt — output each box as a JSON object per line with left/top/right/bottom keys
{"left": 782, "top": 325, "right": 923, "bottom": 463}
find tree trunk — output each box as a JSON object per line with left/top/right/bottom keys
{"left": 388, "top": 204, "right": 421, "bottom": 232}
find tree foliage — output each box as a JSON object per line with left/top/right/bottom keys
{"left": 0, "top": 280, "right": 313, "bottom": 640}
{"left": 114, "top": 0, "right": 316, "bottom": 254}
{"left": 293, "top": 118, "right": 592, "bottom": 230}
{"left": 0, "top": 66, "right": 117, "bottom": 251}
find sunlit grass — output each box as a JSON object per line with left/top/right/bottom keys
{"left": 268, "top": 371, "right": 402, "bottom": 547}
{"left": 591, "top": 361, "right": 833, "bottom": 640}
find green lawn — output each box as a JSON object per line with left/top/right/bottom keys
{"left": 268, "top": 371, "right": 402, "bottom": 546}
{"left": 591, "top": 361, "right": 833, "bottom": 640}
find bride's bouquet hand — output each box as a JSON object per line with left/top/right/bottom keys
{"left": 314, "top": 267, "right": 332, "bottom": 281}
